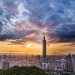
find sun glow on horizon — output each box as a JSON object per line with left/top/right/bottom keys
{"left": 26, "top": 44, "right": 32, "bottom": 47}
{"left": 0, "top": 40, "right": 75, "bottom": 55}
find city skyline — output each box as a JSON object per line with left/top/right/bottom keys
{"left": 0, "top": 0, "right": 75, "bottom": 55}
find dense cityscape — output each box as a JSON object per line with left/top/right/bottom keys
{"left": 0, "top": 36, "right": 75, "bottom": 75}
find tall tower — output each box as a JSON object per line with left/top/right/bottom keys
{"left": 42, "top": 36, "right": 49, "bottom": 69}
{"left": 42, "top": 35, "right": 46, "bottom": 61}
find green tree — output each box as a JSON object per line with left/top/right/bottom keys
{"left": 0, "top": 66, "right": 48, "bottom": 75}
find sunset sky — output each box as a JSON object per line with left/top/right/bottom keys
{"left": 0, "top": 0, "right": 75, "bottom": 55}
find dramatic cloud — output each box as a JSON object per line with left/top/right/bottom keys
{"left": 0, "top": 0, "right": 75, "bottom": 44}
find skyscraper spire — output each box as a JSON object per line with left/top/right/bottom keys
{"left": 43, "top": 35, "right": 45, "bottom": 40}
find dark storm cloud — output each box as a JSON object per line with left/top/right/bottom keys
{"left": 0, "top": 0, "right": 75, "bottom": 43}
{"left": 56, "top": 24, "right": 75, "bottom": 42}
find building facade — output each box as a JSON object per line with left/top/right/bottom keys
{"left": 72, "top": 55, "right": 75, "bottom": 73}
{"left": 65, "top": 53, "right": 73, "bottom": 72}
{"left": 2, "top": 60, "right": 9, "bottom": 69}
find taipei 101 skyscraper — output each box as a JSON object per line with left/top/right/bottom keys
{"left": 42, "top": 35, "right": 46, "bottom": 62}
{"left": 42, "top": 35, "right": 49, "bottom": 68}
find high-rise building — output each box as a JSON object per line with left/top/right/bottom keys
{"left": 42, "top": 35, "right": 46, "bottom": 62}
{"left": 65, "top": 53, "right": 73, "bottom": 72}
{"left": 72, "top": 55, "right": 75, "bottom": 73}
{"left": 42, "top": 36, "right": 49, "bottom": 69}
{"left": 2, "top": 60, "right": 9, "bottom": 69}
